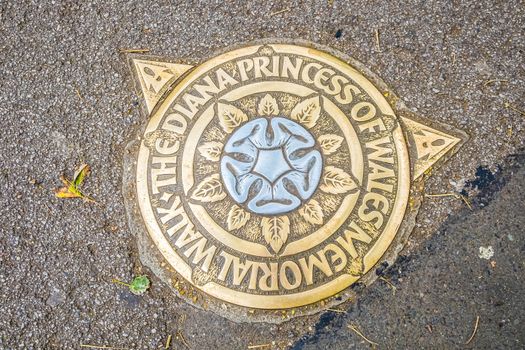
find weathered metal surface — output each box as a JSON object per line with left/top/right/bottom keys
{"left": 124, "top": 41, "right": 467, "bottom": 322}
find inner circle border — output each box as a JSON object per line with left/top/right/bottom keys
{"left": 135, "top": 43, "right": 410, "bottom": 309}
{"left": 179, "top": 81, "right": 363, "bottom": 258}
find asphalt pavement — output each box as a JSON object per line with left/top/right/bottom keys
{"left": 0, "top": 1, "right": 523, "bottom": 349}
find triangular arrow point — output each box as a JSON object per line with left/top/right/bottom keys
{"left": 401, "top": 117, "right": 462, "bottom": 179}
{"left": 131, "top": 58, "right": 193, "bottom": 114}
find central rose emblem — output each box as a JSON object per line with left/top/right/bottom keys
{"left": 220, "top": 117, "right": 322, "bottom": 215}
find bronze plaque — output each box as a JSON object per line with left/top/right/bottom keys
{"left": 124, "top": 41, "right": 467, "bottom": 321}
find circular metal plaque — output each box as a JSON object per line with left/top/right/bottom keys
{"left": 135, "top": 43, "right": 410, "bottom": 310}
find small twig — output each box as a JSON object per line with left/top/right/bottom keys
{"left": 118, "top": 48, "right": 150, "bottom": 54}
{"left": 375, "top": 29, "right": 381, "bottom": 52}
{"left": 348, "top": 324, "right": 378, "bottom": 347}
{"left": 379, "top": 276, "right": 397, "bottom": 295}
{"left": 459, "top": 195, "right": 472, "bottom": 210}
{"left": 426, "top": 324, "right": 433, "bottom": 333}
{"left": 465, "top": 315, "right": 480, "bottom": 345}
{"left": 165, "top": 334, "right": 172, "bottom": 349}
{"left": 84, "top": 196, "right": 99, "bottom": 205}
{"left": 74, "top": 85, "right": 84, "bottom": 102}
{"left": 483, "top": 79, "right": 508, "bottom": 86}
{"left": 425, "top": 193, "right": 472, "bottom": 210}
{"left": 270, "top": 8, "right": 290, "bottom": 16}
{"left": 424, "top": 193, "right": 454, "bottom": 198}
{"left": 247, "top": 344, "right": 271, "bottom": 349}
{"left": 111, "top": 278, "right": 131, "bottom": 287}
{"left": 177, "top": 330, "right": 190, "bottom": 348}
{"left": 327, "top": 308, "right": 345, "bottom": 313}
{"left": 80, "top": 345, "right": 129, "bottom": 350}
{"left": 504, "top": 102, "right": 525, "bottom": 117}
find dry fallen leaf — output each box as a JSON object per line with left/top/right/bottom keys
{"left": 55, "top": 163, "right": 95, "bottom": 202}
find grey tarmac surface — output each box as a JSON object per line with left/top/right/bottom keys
{"left": 0, "top": 1, "right": 523, "bottom": 349}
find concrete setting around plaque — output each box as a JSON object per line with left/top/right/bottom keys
{"left": 1, "top": 1, "right": 524, "bottom": 349}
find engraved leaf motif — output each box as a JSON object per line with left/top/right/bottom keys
{"left": 190, "top": 173, "right": 226, "bottom": 202}
{"left": 318, "top": 134, "right": 344, "bottom": 155}
{"left": 320, "top": 166, "right": 358, "bottom": 194}
{"left": 290, "top": 95, "right": 321, "bottom": 128}
{"left": 227, "top": 205, "right": 251, "bottom": 230}
{"left": 298, "top": 199, "right": 324, "bottom": 225}
{"left": 197, "top": 141, "right": 223, "bottom": 161}
{"left": 217, "top": 102, "right": 248, "bottom": 133}
{"left": 257, "top": 94, "right": 279, "bottom": 116}
{"left": 262, "top": 216, "right": 290, "bottom": 254}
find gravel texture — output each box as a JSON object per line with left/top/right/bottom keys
{"left": 0, "top": 0, "right": 523, "bottom": 349}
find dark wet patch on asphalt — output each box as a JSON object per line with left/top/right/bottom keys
{"left": 290, "top": 149, "right": 525, "bottom": 349}
{"left": 462, "top": 150, "right": 525, "bottom": 209}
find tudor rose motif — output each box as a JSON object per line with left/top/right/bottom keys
{"left": 221, "top": 117, "right": 323, "bottom": 216}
